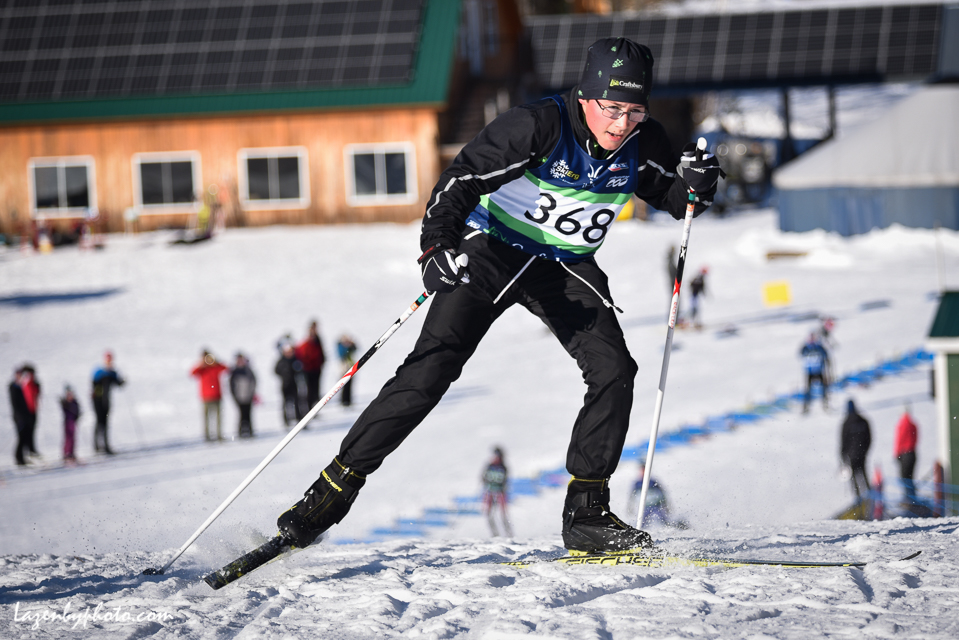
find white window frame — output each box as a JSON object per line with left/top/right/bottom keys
{"left": 344, "top": 142, "right": 418, "bottom": 207}
{"left": 237, "top": 146, "right": 311, "bottom": 210}
{"left": 132, "top": 151, "right": 202, "bottom": 213}
{"left": 27, "top": 156, "right": 97, "bottom": 219}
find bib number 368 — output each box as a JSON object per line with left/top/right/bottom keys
{"left": 524, "top": 192, "right": 614, "bottom": 244}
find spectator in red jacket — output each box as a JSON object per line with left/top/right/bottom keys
{"left": 18, "top": 364, "right": 42, "bottom": 460}
{"left": 894, "top": 408, "right": 918, "bottom": 500}
{"left": 295, "top": 320, "right": 326, "bottom": 417}
{"left": 191, "top": 349, "right": 228, "bottom": 442}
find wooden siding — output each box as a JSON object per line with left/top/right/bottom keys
{"left": 0, "top": 108, "right": 440, "bottom": 234}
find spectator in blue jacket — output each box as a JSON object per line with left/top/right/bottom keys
{"left": 92, "top": 351, "right": 125, "bottom": 454}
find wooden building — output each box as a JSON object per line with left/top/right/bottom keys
{"left": 0, "top": 0, "right": 468, "bottom": 234}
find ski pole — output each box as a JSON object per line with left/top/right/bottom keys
{"left": 144, "top": 290, "right": 433, "bottom": 575}
{"left": 636, "top": 137, "right": 707, "bottom": 529}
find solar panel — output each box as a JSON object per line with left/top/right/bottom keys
{"left": 527, "top": 3, "right": 946, "bottom": 93}
{"left": 0, "top": 0, "right": 426, "bottom": 105}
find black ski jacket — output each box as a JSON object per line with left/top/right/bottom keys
{"left": 421, "top": 88, "right": 712, "bottom": 252}
{"left": 841, "top": 411, "right": 872, "bottom": 467}
{"left": 8, "top": 381, "right": 29, "bottom": 428}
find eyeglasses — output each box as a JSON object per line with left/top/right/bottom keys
{"left": 594, "top": 100, "right": 649, "bottom": 123}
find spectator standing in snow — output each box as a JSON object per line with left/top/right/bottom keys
{"left": 336, "top": 335, "right": 358, "bottom": 407}
{"left": 800, "top": 333, "right": 830, "bottom": 413}
{"left": 60, "top": 385, "right": 81, "bottom": 463}
{"left": 191, "top": 350, "right": 228, "bottom": 441}
{"left": 482, "top": 447, "right": 512, "bottom": 537}
{"left": 894, "top": 407, "right": 918, "bottom": 501}
{"left": 296, "top": 320, "right": 326, "bottom": 417}
{"left": 17, "top": 365, "right": 41, "bottom": 461}
{"left": 841, "top": 399, "right": 872, "bottom": 500}
{"left": 91, "top": 351, "right": 125, "bottom": 455}
{"left": 275, "top": 340, "right": 303, "bottom": 427}
{"left": 688, "top": 267, "right": 707, "bottom": 330}
{"left": 273, "top": 37, "right": 722, "bottom": 556}
{"left": 8, "top": 366, "right": 32, "bottom": 466}
{"left": 230, "top": 353, "right": 257, "bottom": 438}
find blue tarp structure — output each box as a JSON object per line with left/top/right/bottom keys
{"left": 774, "top": 86, "right": 959, "bottom": 236}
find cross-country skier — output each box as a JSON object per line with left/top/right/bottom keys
{"left": 841, "top": 399, "right": 872, "bottom": 500}
{"left": 800, "top": 332, "right": 830, "bottom": 413}
{"left": 482, "top": 447, "right": 512, "bottom": 537}
{"left": 276, "top": 37, "right": 721, "bottom": 554}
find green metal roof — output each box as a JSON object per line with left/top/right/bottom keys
{"left": 929, "top": 291, "right": 959, "bottom": 338}
{"left": 0, "top": 0, "right": 460, "bottom": 125}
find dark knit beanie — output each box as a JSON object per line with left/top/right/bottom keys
{"left": 577, "top": 37, "right": 654, "bottom": 105}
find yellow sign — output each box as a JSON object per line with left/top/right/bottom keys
{"left": 763, "top": 281, "right": 792, "bottom": 307}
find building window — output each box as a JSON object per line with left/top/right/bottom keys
{"left": 238, "top": 147, "right": 310, "bottom": 209}
{"left": 28, "top": 157, "right": 96, "bottom": 218}
{"left": 345, "top": 143, "right": 417, "bottom": 206}
{"left": 133, "top": 152, "right": 201, "bottom": 211}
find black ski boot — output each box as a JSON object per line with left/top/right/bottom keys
{"left": 562, "top": 477, "right": 653, "bottom": 553}
{"left": 277, "top": 458, "right": 366, "bottom": 548}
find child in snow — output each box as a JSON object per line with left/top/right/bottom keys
{"left": 60, "top": 385, "right": 81, "bottom": 463}
{"left": 229, "top": 353, "right": 257, "bottom": 438}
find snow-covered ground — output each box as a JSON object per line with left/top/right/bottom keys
{"left": 1, "top": 208, "right": 957, "bottom": 638}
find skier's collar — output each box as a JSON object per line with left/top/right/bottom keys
{"left": 566, "top": 88, "right": 640, "bottom": 160}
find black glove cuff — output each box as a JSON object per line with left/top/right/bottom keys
{"left": 418, "top": 240, "right": 455, "bottom": 264}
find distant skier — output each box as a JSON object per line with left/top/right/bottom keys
{"left": 274, "top": 37, "right": 721, "bottom": 555}
{"left": 191, "top": 349, "right": 228, "bottom": 442}
{"left": 800, "top": 333, "right": 830, "bottom": 413}
{"left": 840, "top": 399, "right": 872, "bottom": 500}
{"left": 894, "top": 407, "right": 918, "bottom": 501}
{"left": 481, "top": 447, "right": 512, "bottom": 537}
{"left": 60, "top": 385, "right": 81, "bottom": 463}
{"left": 336, "top": 335, "right": 358, "bottom": 407}
{"left": 627, "top": 461, "right": 685, "bottom": 528}
{"left": 91, "top": 350, "right": 125, "bottom": 455}
{"left": 230, "top": 353, "right": 257, "bottom": 438}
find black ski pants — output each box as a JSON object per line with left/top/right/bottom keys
{"left": 13, "top": 418, "right": 28, "bottom": 465}
{"left": 237, "top": 401, "right": 254, "bottom": 437}
{"left": 93, "top": 397, "right": 112, "bottom": 453}
{"left": 303, "top": 370, "right": 321, "bottom": 414}
{"left": 339, "top": 233, "right": 637, "bottom": 480}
